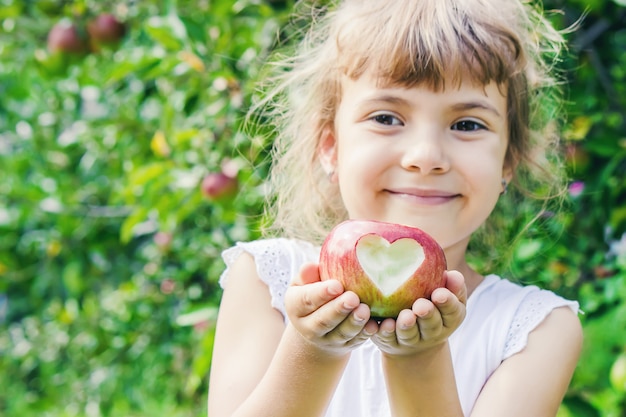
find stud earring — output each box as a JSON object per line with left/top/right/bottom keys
{"left": 327, "top": 170, "right": 335, "bottom": 181}
{"left": 500, "top": 179, "right": 508, "bottom": 195}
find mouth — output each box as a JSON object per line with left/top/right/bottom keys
{"left": 385, "top": 188, "right": 461, "bottom": 205}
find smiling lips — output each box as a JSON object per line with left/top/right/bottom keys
{"left": 385, "top": 188, "right": 460, "bottom": 205}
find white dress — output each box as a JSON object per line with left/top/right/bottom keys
{"left": 220, "top": 238, "right": 580, "bottom": 417}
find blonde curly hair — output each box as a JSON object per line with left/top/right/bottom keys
{"left": 250, "top": 0, "right": 570, "bottom": 248}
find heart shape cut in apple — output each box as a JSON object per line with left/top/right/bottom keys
{"left": 356, "top": 235, "right": 425, "bottom": 296}
{"left": 319, "top": 220, "right": 447, "bottom": 319}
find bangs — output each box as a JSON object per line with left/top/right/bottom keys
{"left": 332, "top": 0, "right": 524, "bottom": 89}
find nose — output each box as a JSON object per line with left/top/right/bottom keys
{"left": 399, "top": 128, "right": 450, "bottom": 174}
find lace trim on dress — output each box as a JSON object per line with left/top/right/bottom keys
{"left": 502, "top": 289, "right": 579, "bottom": 359}
{"left": 220, "top": 239, "right": 318, "bottom": 320}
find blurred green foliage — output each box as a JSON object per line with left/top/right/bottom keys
{"left": 0, "top": 0, "right": 291, "bottom": 415}
{"left": 0, "top": 0, "right": 624, "bottom": 416}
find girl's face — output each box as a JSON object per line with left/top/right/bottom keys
{"left": 320, "top": 73, "right": 512, "bottom": 260}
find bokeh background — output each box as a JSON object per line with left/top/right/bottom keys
{"left": 0, "top": 0, "right": 625, "bottom": 416}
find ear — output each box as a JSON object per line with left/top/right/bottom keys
{"left": 502, "top": 165, "right": 514, "bottom": 185}
{"left": 502, "top": 150, "right": 518, "bottom": 185}
{"left": 318, "top": 125, "right": 338, "bottom": 176}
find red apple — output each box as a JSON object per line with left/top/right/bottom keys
{"left": 319, "top": 220, "right": 447, "bottom": 319}
{"left": 47, "top": 20, "right": 89, "bottom": 55}
{"left": 160, "top": 278, "right": 176, "bottom": 295}
{"left": 154, "top": 231, "right": 173, "bottom": 251}
{"left": 87, "top": 13, "right": 126, "bottom": 50}
{"left": 200, "top": 172, "right": 238, "bottom": 201}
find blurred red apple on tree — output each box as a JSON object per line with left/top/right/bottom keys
{"left": 87, "top": 13, "right": 126, "bottom": 50}
{"left": 319, "top": 220, "right": 447, "bottom": 319}
{"left": 200, "top": 172, "right": 238, "bottom": 202}
{"left": 47, "top": 19, "right": 89, "bottom": 55}
{"left": 153, "top": 231, "right": 173, "bottom": 251}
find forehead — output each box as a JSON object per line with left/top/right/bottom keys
{"left": 339, "top": 72, "right": 508, "bottom": 114}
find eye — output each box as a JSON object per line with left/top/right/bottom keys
{"left": 371, "top": 113, "right": 403, "bottom": 126}
{"left": 451, "top": 120, "right": 486, "bottom": 132}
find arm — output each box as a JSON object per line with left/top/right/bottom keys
{"left": 469, "top": 306, "right": 582, "bottom": 417}
{"left": 207, "top": 252, "right": 287, "bottom": 416}
{"left": 207, "top": 254, "right": 376, "bottom": 417}
{"left": 382, "top": 342, "right": 463, "bottom": 417}
{"left": 374, "top": 270, "right": 467, "bottom": 417}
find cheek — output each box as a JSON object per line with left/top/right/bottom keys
{"left": 458, "top": 156, "right": 505, "bottom": 200}
{"left": 336, "top": 140, "right": 384, "bottom": 174}
{"left": 459, "top": 143, "right": 507, "bottom": 176}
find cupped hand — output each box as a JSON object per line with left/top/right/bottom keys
{"left": 372, "top": 270, "right": 467, "bottom": 356}
{"left": 284, "top": 263, "right": 379, "bottom": 356}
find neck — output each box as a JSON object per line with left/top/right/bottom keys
{"left": 444, "top": 239, "right": 484, "bottom": 297}
{"left": 456, "top": 262, "right": 484, "bottom": 297}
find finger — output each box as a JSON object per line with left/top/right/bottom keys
{"left": 431, "top": 287, "right": 466, "bottom": 330}
{"left": 292, "top": 263, "right": 322, "bottom": 286}
{"left": 378, "top": 317, "right": 396, "bottom": 334}
{"left": 328, "top": 303, "right": 373, "bottom": 342}
{"left": 285, "top": 279, "right": 345, "bottom": 318}
{"left": 412, "top": 297, "right": 436, "bottom": 318}
{"left": 299, "top": 291, "right": 361, "bottom": 336}
{"left": 362, "top": 318, "right": 379, "bottom": 336}
{"left": 373, "top": 318, "right": 398, "bottom": 345}
{"left": 395, "top": 309, "right": 419, "bottom": 344}
{"left": 444, "top": 270, "right": 467, "bottom": 304}
{"left": 412, "top": 298, "right": 444, "bottom": 340}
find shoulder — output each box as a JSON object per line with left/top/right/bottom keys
{"left": 470, "top": 305, "right": 582, "bottom": 416}
{"left": 470, "top": 274, "right": 579, "bottom": 315}
{"left": 220, "top": 238, "right": 320, "bottom": 319}
{"left": 221, "top": 238, "right": 320, "bottom": 284}
{"left": 466, "top": 275, "right": 581, "bottom": 358}
{"left": 466, "top": 277, "right": 582, "bottom": 416}
{"left": 518, "top": 305, "right": 583, "bottom": 386}
{"left": 450, "top": 275, "right": 581, "bottom": 415}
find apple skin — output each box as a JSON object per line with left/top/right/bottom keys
{"left": 319, "top": 220, "right": 447, "bottom": 319}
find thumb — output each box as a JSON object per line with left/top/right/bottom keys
{"left": 292, "top": 263, "right": 322, "bottom": 286}
{"left": 444, "top": 270, "right": 467, "bottom": 304}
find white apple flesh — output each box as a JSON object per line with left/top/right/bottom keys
{"left": 319, "top": 220, "right": 447, "bottom": 319}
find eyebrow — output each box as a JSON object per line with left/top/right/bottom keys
{"left": 450, "top": 101, "right": 503, "bottom": 118}
{"left": 360, "top": 95, "right": 410, "bottom": 106}
{"left": 358, "top": 94, "right": 503, "bottom": 118}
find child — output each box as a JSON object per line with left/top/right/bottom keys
{"left": 208, "top": 0, "right": 583, "bottom": 416}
